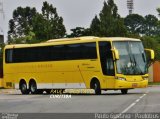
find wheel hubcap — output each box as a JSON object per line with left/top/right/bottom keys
{"left": 31, "top": 84, "right": 36, "bottom": 92}
{"left": 22, "top": 84, "right": 27, "bottom": 91}
{"left": 94, "top": 83, "right": 97, "bottom": 90}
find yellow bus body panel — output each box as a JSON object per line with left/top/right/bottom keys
{"left": 0, "top": 78, "right": 3, "bottom": 88}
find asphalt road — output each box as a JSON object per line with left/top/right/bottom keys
{"left": 0, "top": 86, "right": 160, "bottom": 118}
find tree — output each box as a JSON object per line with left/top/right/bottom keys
{"left": 8, "top": 31, "right": 36, "bottom": 44}
{"left": 141, "top": 36, "right": 160, "bottom": 61}
{"left": 143, "top": 15, "right": 158, "bottom": 36}
{"left": 8, "top": 1, "right": 66, "bottom": 44}
{"left": 124, "top": 14, "right": 144, "bottom": 35}
{"left": 90, "top": 15, "right": 101, "bottom": 36}
{"left": 90, "top": 0, "right": 127, "bottom": 37}
{"left": 32, "top": 13, "right": 46, "bottom": 41}
{"left": 33, "top": 1, "right": 66, "bottom": 41}
{"left": 156, "top": 8, "right": 160, "bottom": 17}
{"left": 8, "top": 7, "right": 37, "bottom": 43}
{"left": 67, "top": 27, "right": 91, "bottom": 38}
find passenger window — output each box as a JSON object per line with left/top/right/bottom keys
{"left": 5, "top": 49, "right": 13, "bottom": 63}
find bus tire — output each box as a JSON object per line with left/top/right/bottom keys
{"left": 91, "top": 80, "right": 101, "bottom": 95}
{"left": 20, "top": 81, "right": 29, "bottom": 95}
{"left": 121, "top": 89, "right": 128, "bottom": 94}
{"left": 29, "top": 80, "right": 38, "bottom": 94}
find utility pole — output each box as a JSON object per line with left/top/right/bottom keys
{"left": 127, "top": 0, "right": 134, "bottom": 15}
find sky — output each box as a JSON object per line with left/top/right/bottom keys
{"left": 0, "top": 0, "right": 160, "bottom": 42}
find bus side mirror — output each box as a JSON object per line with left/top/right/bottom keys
{"left": 112, "top": 49, "right": 119, "bottom": 60}
{"left": 145, "top": 49, "right": 155, "bottom": 60}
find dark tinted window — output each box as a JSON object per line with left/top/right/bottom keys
{"left": 99, "top": 41, "right": 115, "bottom": 76}
{"left": 5, "top": 49, "right": 13, "bottom": 63}
{"left": 5, "top": 42, "right": 97, "bottom": 63}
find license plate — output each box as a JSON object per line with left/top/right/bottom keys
{"left": 132, "top": 83, "right": 138, "bottom": 88}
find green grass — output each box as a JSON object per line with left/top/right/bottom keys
{"left": 149, "top": 82, "right": 160, "bottom": 85}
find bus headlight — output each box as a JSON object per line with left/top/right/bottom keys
{"left": 142, "top": 76, "right": 148, "bottom": 80}
{"left": 115, "top": 77, "right": 126, "bottom": 81}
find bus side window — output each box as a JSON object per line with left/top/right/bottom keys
{"left": 5, "top": 49, "right": 13, "bottom": 63}
{"left": 99, "top": 42, "right": 115, "bottom": 76}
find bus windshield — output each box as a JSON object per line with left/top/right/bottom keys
{"left": 113, "top": 41, "right": 147, "bottom": 75}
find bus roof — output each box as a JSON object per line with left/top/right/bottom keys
{"left": 47, "top": 36, "right": 140, "bottom": 42}
{"left": 5, "top": 36, "right": 141, "bottom": 49}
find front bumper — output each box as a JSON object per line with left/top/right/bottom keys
{"left": 114, "top": 80, "right": 148, "bottom": 89}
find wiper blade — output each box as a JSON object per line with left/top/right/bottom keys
{"left": 132, "top": 54, "right": 143, "bottom": 74}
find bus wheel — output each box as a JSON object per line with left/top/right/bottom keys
{"left": 93, "top": 81, "right": 101, "bottom": 95}
{"left": 30, "top": 81, "right": 37, "bottom": 94}
{"left": 20, "top": 81, "right": 29, "bottom": 94}
{"left": 121, "top": 89, "right": 128, "bottom": 94}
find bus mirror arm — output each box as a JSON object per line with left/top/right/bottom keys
{"left": 144, "top": 49, "right": 155, "bottom": 60}
{"left": 145, "top": 49, "right": 155, "bottom": 68}
{"left": 111, "top": 49, "right": 119, "bottom": 60}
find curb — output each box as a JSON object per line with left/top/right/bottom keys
{"left": 0, "top": 89, "right": 19, "bottom": 94}
{"left": 148, "top": 85, "right": 160, "bottom": 87}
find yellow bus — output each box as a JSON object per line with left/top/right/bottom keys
{"left": 2, "top": 36, "right": 154, "bottom": 94}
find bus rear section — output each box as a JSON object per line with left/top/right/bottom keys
{"left": 3, "top": 40, "right": 101, "bottom": 94}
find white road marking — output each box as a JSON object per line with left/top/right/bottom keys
{"left": 135, "top": 99, "right": 140, "bottom": 103}
{"left": 114, "top": 91, "right": 149, "bottom": 119}
{"left": 121, "top": 102, "right": 136, "bottom": 113}
{"left": 139, "top": 95, "right": 144, "bottom": 99}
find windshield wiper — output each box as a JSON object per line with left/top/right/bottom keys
{"left": 132, "top": 54, "right": 144, "bottom": 75}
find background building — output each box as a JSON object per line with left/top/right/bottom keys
{"left": 149, "top": 62, "right": 160, "bottom": 82}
